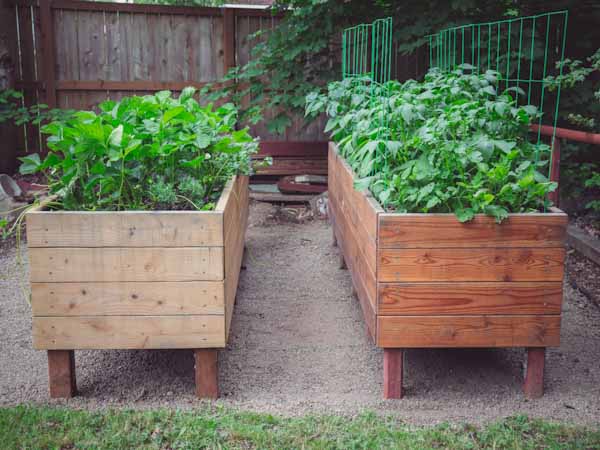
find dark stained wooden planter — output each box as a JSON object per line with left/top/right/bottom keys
{"left": 328, "top": 143, "right": 567, "bottom": 399}
{"left": 27, "top": 175, "right": 249, "bottom": 399}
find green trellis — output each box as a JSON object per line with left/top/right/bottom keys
{"left": 340, "top": 11, "right": 569, "bottom": 179}
{"left": 426, "top": 11, "right": 569, "bottom": 151}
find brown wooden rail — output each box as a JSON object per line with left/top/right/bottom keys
{"left": 531, "top": 124, "right": 600, "bottom": 206}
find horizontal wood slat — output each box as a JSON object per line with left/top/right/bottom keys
{"left": 378, "top": 248, "right": 565, "bottom": 282}
{"left": 31, "top": 281, "right": 225, "bottom": 316}
{"left": 378, "top": 282, "right": 563, "bottom": 315}
{"left": 56, "top": 80, "right": 211, "bottom": 92}
{"left": 33, "top": 315, "right": 225, "bottom": 349}
{"left": 253, "top": 157, "right": 327, "bottom": 176}
{"left": 29, "top": 247, "right": 224, "bottom": 282}
{"left": 257, "top": 141, "right": 328, "bottom": 158}
{"left": 379, "top": 213, "right": 568, "bottom": 248}
{"left": 377, "top": 315, "right": 561, "bottom": 348}
{"left": 27, "top": 211, "right": 223, "bottom": 248}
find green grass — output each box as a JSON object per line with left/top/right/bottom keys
{"left": 0, "top": 405, "right": 598, "bottom": 449}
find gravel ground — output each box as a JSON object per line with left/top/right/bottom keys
{"left": 1, "top": 201, "right": 600, "bottom": 426}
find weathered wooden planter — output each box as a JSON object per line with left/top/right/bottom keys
{"left": 27, "top": 175, "right": 249, "bottom": 399}
{"left": 328, "top": 143, "right": 567, "bottom": 399}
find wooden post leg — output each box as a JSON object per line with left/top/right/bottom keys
{"left": 194, "top": 349, "right": 218, "bottom": 399}
{"left": 523, "top": 347, "right": 545, "bottom": 399}
{"left": 383, "top": 348, "right": 403, "bottom": 399}
{"left": 47, "top": 350, "right": 76, "bottom": 398}
{"left": 339, "top": 253, "right": 347, "bottom": 269}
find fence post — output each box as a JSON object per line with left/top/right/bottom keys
{"left": 39, "top": 0, "right": 56, "bottom": 109}
{"left": 222, "top": 8, "right": 235, "bottom": 75}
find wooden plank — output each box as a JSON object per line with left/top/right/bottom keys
{"left": 377, "top": 315, "right": 561, "bottom": 348}
{"left": 33, "top": 315, "right": 226, "bottom": 349}
{"left": 104, "top": 10, "right": 124, "bottom": 81}
{"left": 378, "top": 247, "right": 565, "bottom": 282}
{"left": 523, "top": 347, "right": 545, "bottom": 399}
{"left": 223, "top": 176, "right": 249, "bottom": 337}
{"left": 128, "top": 13, "right": 148, "bottom": 80}
{"left": 222, "top": 8, "right": 235, "bottom": 73}
{"left": 258, "top": 141, "right": 328, "bottom": 158}
{"left": 29, "top": 247, "right": 224, "bottom": 282}
{"left": 194, "top": 349, "right": 218, "bottom": 399}
{"left": 249, "top": 192, "right": 314, "bottom": 203}
{"left": 334, "top": 182, "right": 377, "bottom": 298}
{"left": 329, "top": 146, "right": 378, "bottom": 333}
{"left": 50, "top": 0, "right": 225, "bottom": 16}
{"left": 383, "top": 349, "right": 403, "bottom": 399}
{"left": 379, "top": 212, "right": 568, "bottom": 249}
{"left": 31, "top": 281, "right": 225, "bottom": 316}
{"left": 197, "top": 16, "right": 214, "bottom": 81}
{"left": 54, "top": 9, "right": 80, "bottom": 81}
{"left": 253, "top": 157, "right": 327, "bottom": 176}
{"left": 47, "top": 350, "right": 76, "bottom": 398}
{"left": 39, "top": 0, "right": 57, "bottom": 108}
{"left": 329, "top": 189, "right": 377, "bottom": 336}
{"left": 378, "top": 282, "right": 563, "bottom": 315}
{"left": 212, "top": 15, "right": 225, "bottom": 79}
{"left": 26, "top": 211, "right": 223, "bottom": 247}
{"left": 157, "top": 13, "right": 170, "bottom": 82}
{"left": 330, "top": 142, "right": 382, "bottom": 241}
{"left": 56, "top": 80, "right": 210, "bottom": 91}
{"left": 77, "top": 11, "right": 106, "bottom": 82}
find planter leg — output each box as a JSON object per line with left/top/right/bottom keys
{"left": 523, "top": 347, "right": 545, "bottom": 399}
{"left": 332, "top": 227, "right": 338, "bottom": 247}
{"left": 339, "top": 253, "right": 347, "bottom": 269}
{"left": 383, "top": 348, "right": 404, "bottom": 399}
{"left": 351, "top": 284, "right": 357, "bottom": 298}
{"left": 194, "top": 349, "right": 218, "bottom": 399}
{"left": 47, "top": 350, "right": 77, "bottom": 398}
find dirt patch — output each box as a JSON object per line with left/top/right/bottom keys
{"left": 1, "top": 201, "right": 600, "bottom": 426}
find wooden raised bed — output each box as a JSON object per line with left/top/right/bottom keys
{"left": 27, "top": 175, "right": 249, "bottom": 399}
{"left": 328, "top": 143, "right": 567, "bottom": 399}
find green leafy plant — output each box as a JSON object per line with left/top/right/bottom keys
{"left": 0, "top": 89, "right": 74, "bottom": 126}
{"left": 547, "top": 48, "right": 600, "bottom": 215}
{"left": 307, "top": 67, "right": 557, "bottom": 222}
{"left": 20, "top": 87, "right": 258, "bottom": 211}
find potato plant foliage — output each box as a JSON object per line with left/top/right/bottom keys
{"left": 307, "top": 68, "right": 557, "bottom": 222}
{"left": 19, "top": 88, "right": 258, "bottom": 211}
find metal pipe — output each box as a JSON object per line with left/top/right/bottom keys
{"left": 531, "top": 124, "right": 600, "bottom": 145}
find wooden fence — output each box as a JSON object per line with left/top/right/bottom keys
{"left": 1, "top": 0, "right": 425, "bottom": 174}
{"left": 2, "top": 0, "right": 330, "bottom": 171}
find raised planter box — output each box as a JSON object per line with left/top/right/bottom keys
{"left": 328, "top": 143, "right": 567, "bottom": 399}
{"left": 27, "top": 175, "right": 249, "bottom": 399}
